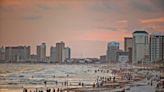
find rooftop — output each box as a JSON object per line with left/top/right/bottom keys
{"left": 133, "top": 31, "right": 148, "bottom": 34}
{"left": 151, "top": 32, "right": 164, "bottom": 36}
{"left": 108, "top": 41, "right": 119, "bottom": 47}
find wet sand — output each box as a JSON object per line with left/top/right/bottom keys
{"left": 0, "top": 88, "right": 22, "bottom": 92}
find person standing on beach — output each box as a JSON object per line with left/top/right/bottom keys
{"left": 57, "top": 88, "right": 60, "bottom": 92}
{"left": 53, "top": 88, "right": 56, "bottom": 92}
{"left": 23, "top": 88, "right": 27, "bottom": 92}
{"left": 92, "top": 82, "right": 96, "bottom": 88}
{"left": 44, "top": 81, "right": 47, "bottom": 87}
{"left": 113, "top": 76, "right": 116, "bottom": 82}
{"left": 151, "top": 80, "right": 153, "bottom": 86}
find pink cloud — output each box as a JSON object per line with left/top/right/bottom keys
{"left": 116, "top": 20, "right": 128, "bottom": 23}
{"left": 77, "top": 29, "right": 131, "bottom": 42}
{"left": 141, "top": 17, "right": 164, "bottom": 23}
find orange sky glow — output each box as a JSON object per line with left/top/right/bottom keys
{"left": 0, "top": 0, "right": 164, "bottom": 58}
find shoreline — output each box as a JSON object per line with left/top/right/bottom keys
{"left": 0, "top": 63, "right": 162, "bottom": 92}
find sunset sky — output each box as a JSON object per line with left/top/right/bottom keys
{"left": 0, "top": 0, "right": 164, "bottom": 58}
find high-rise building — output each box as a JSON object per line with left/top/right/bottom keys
{"left": 50, "top": 46, "right": 56, "bottom": 63}
{"left": 132, "top": 31, "right": 149, "bottom": 64}
{"left": 124, "top": 37, "right": 133, "bottom": 63}
{"left": 0, "top": 46, "right": 5, "bottom": 62}
{"left": 124, "top": 37, "right": 133, "bottom": 52}
{"left": 150, "top": 32, "right": 164, "bottom": 63}
{"left": 56, "top": 41, "right": 65, "bottom": 63}
{"left": 37, "top": 43, "right": 46, "bottom": 62}
{"left": 5, "top": 46, "right": 30, "bottom": 63}
{"left": 106, "top": 41, "right": 120, "bottom": 63}
{"left": 64, "top": 47, "right": 71, "bottom": 62}
{"left": 55, "top": 41, "right": 71, "bottom": 63}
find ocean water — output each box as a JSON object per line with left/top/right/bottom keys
{"left": 0, "top": 63, "right": 113, "bottom": 89}
{"left": 0, "top": 64, "right": 160, "bottom": 92}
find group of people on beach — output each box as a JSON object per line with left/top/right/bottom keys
{"left": 92, "top": 76, "right": 116, "bottom": 88}
{"left": 145, "top": 70, "right": 164, "bottom": 89}
{"left": 94, "top": 69, "right": 111, "bottom": 74}
{"left": 23, "top": 67, "right": 148, "bottom": 92}
{"left": 23, "top": 88, "right": 64, "bottom": 92}
{"left": 122, "top": 73, "right": 133, "bottom": 80}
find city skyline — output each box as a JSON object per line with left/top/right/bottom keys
{"left": 0, "top": 31, "right": 163, "bottom": 63}
{"left": 0, "top": 0, "right": 164, "bottom": 58}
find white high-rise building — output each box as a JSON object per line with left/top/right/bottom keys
{"left": 106, "top": 41, "right": 119, "bottom": 63}
{"left": 132, "top": 31, "right": 149, "bottom": 64}
{"left": 37, "top": 43, "right": 46, "bottom": 62}
{"left": 150, "top": 32, "right": 164, "bottom": 63}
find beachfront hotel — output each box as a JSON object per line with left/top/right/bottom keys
{"left": 106, "top": 41, "right": 120, "bottom": 63}
{"left": 55, "top": 41, "right": 71, "bottom": 63}
{"left": 5, "top": 46, "right": 31, "bottom": 63}
{"left": 50, "top": 46, "right": 57, "bottom": 63}
{"left": 150, "top": 32, "right": 164, "bottom": 63}
{"left": 0, "top": 46, "right": 5, "bottom": 62}
{"left": 37, "top": 43, "right": 46, "bottom": 62}
{"left": 132, "top": 30, "right": 149, "bottom": 64}
{"left": 124, "top": 37, "right": 133, "bottom": 63}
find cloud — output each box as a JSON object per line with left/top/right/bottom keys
{"left": 88, "top": 0, "right": 124, "bottom": 14}
{"left": 78, "top": 29, "right": 131, "bottom": 42}
{"left": 150, "top": 0, "right": 164, "bottom": 10}
{"left": 116, "top": 20, "right": 128, "bottom": 23}
{"left": 141, "top": 17, "right": 164, "bottom": 23}
{"left": 22, "top": 16, "right": 42, "bottom": 20}
{"left": 37, "top": 4, "right": 51, "bottom": 11}
{"left": 128, "top": 0, "right": 164, "bottom": 13}
{"left": 0, "top": 0, "right": 33, "bottom": 7}
{"left": 130, "top": 0, "right": 155, "bottom": 12}
{"left": 0, "top": 5, "right": 14, "bottom": 12}
{"left": 0, "top": 0, "right": 70, "bottom": 12}
{"left": 97, "top": 26, "right": 117, "bottom": 31}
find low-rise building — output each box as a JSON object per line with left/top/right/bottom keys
{"left": 116, "top": 51, "right": 129, "bottom": 63}
{"left": 5, "top": 46, "right": 30, "bottom": 63}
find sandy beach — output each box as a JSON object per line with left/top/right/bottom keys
{"left": 0, "top": 63, "right": 162, "bottom": 92}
